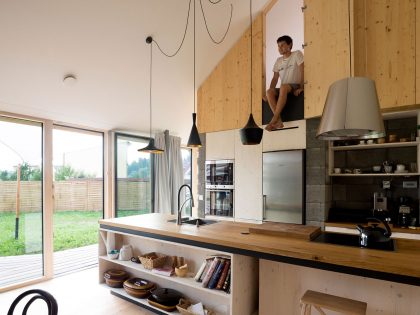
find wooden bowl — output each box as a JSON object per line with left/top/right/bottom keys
{"left": 104, "top": 277, "right": 125, "bottom": 288}
{"left": 175, "top": 266, "right": 188, "bottom": 277}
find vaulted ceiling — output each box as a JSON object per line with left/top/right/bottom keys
{"left": 0, "top": 0, "right": 270, "bottom": 142}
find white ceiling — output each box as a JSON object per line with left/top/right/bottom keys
{"left": 0, "top": 0, "right": 270, "bottom": 143}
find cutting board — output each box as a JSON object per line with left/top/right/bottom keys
{"left": 248, "top": 222, "right": 321, "bottom": 240}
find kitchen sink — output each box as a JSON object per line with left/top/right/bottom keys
{"left": 312, "top": 232, "right": 395, "bottom": 251}
{"left": 167, "top": 218, "right": 218, "bottom": 226}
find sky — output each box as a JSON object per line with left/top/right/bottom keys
{"left": 0, "top": 119, "right": 103, "bottom": 176}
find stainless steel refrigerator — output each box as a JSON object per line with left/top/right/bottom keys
{"left": 263, "top": 150, "right": 305, "bottom": 224}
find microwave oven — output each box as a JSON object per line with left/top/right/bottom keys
{"left": 205, "top": 160, "right": 234, "bottom": 189}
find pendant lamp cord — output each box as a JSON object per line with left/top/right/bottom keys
{"left": 149, "top": 41, "right": 153, "bottom": 138}
{"left": 152, "top": 0, "right": 232, "bottom": 57}
{"left": 199, "top": 0, "right": 233, "bottom": 44}
{"left": 250, "top": 0, "right": 253, "bottom": 113}
{"left": 193, "top": 0, "right": 197, "bottom": 113}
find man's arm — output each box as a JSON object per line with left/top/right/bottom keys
{"left": 294, "top": 62, "right": 304, "bottom": 96}
{"left": 270, "top": 72, "right": 279, "bottom": 89}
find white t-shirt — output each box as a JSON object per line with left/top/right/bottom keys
{"left": 272, "top": 50, "right": 304, "bottom": 84}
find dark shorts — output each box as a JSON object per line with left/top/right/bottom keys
{"left": 275, "top": 84, "right": 301, "bottom": 95}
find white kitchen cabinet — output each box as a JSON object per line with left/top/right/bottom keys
{"left": 233, "top": 132, "right": 263, "bottom": 222}
{"left": 206, "top": 130, "right": 235, "bottom": 160}
{"left": 262, "top": 120, "right": 306, "bottom": 152}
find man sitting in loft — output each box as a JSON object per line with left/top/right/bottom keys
{"left": 265, "top": 35, "right": 304, "bottom": 131}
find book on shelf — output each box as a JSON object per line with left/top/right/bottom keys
{"left": 202, "top": 257, "right": 220, "bottom": 287}
{"left": 222, "top": 268, "right": 231, "bottom": 292}
{"left": 198, "top": 260, "right": 212, "bottom": 282}
{"left": 216, "top": 259, "right": 231, "bottom": 290}
{"left": 207, "top": 258, "right": 226, "bottom": 289}
{"left": 194, "top": 260, "right": 208, "bottom": 281}
{"left": 151, "top": 266, "right": 174, "bottom": 277}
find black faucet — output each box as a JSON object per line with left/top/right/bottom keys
{"left": 177, "top": 184, "right": 194, "bottom": 225}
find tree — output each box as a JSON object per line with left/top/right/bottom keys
{"left": 54, "top": 165, "right": 94, "bottom": 181}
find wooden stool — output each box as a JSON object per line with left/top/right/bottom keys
{"left": 300, "top": 290, "right": 367, "bottom": 315}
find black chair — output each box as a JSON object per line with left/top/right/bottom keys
{"left": 7, "top": 289, "right": 58, "bottom": 315}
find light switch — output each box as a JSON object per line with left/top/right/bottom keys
{"left": 198, "top": 195, "right": 204, "bottom": 201}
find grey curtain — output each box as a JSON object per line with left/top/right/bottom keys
{"left": 153, "top": 131, "right": 184, "bottom": 214}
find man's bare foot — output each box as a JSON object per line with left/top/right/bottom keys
{"left": 272, "top": 120, "right": 284, "bottom": 129}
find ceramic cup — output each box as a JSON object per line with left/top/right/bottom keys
{"left": 372, "top": 165, "right": 381, "bottom": 172}
{"left": 396, "top": 164, "right": 405, "bottom": 171}
{"left": 334, "top": 168, "right": 341, "bottom": 174}
{"left": 359, "top": 140, "right": 365, "bottom": 145}
{"left": 384, "top": 165, "right": 393, "bottom": 173}
{"left": 366, "top": 139, "right": 374, "bottom": 144}
{"left": 353, "top": 168, "right": 362, "bottom": 174}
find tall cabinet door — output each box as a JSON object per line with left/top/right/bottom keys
{"left": 234, "top": 133, "right": 262, "bottom": 222}
{"left": 354, "top": 0, "right": 416, "bottom": 109}
{"left": 303, "top": 0, "right": 350, "bottom": 118}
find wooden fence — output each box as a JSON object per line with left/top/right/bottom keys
{"left": 0, "top": 179, "right": 151, "bottom": 212}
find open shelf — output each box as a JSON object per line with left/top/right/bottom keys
{"left": 99, "top": 256, "right": 230, "bottom": 300}
{"left": 105, "top": 285, "right": 181, "bottom": 315}
{"left": 331, "top": 141, "right": 419, "bottom": 151}
{"left": 329, "top": 173, "right": 420, "bottom": 177}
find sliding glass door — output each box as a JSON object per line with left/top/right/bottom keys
{"left": 52, "top": 126, "right": 104, "bottom": 276}
{"left": 0, "top": 116, "right": 43, "bottom": 287}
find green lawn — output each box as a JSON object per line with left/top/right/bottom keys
{"left": 0, "top": 211, "right": 102, "bottom": 256}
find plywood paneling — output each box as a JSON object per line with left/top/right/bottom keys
{"left": 197, "top": 14, "right": 263, "bottom": 133}
{"left": 417, "top": 0, "right": 420, "bottom": 105}
{"left": 303, "top": 0, "right": 350, "bottom": 118}
{"left": 354, "top": 0, "right": 416, "bottom": 109}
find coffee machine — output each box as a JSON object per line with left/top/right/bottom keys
{"left": 397, "top": 196, "right": 412, "bottom": 228}
{"left": 372, "top": 192, "right": 390, "bottom": 221}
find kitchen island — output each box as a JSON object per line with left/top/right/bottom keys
{"left": 99, "top": 214, "right": 420, "bottom": 314}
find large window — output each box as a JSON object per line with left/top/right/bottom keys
{"left": 52, "top": 126, "right": 104, "bottom": 275}
{"left": 0, "top": 116, "right": 43, "bottom": 287}
{"left": 115, "top": 133, "right": 152, "bottom": 218}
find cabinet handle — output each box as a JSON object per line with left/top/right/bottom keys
{"left": 302, "top": 43, "right": 308, "bottom": 49}
{"left": 303, "top": 80, "right": 308, "bottom": 85}
{"left": 301, "top": 5, "right": 307, "bottom": 12}
{"left": 263, "top": 195, "right": 267, "bottom": 220}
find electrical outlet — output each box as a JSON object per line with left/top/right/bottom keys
{"left": 382, "top": 180, "right": 391, "bottom": 189}
{"left": 198, "top": 194, "right": 204, "bottom": 201}
{"left": 403, "top": 181, "right": 418, "bottom": 189}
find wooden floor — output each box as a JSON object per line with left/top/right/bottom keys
{"left": 0, "top": 244, "right": 98, "bottom": 287}
{"left": 0, "top": 267, "right": 154, "bottom": 315}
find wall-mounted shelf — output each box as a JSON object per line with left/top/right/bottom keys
{"left": 329, "top": 173, "right": 420, "bottom": 177}
{"left": 331, "top": 141, "right": 419, "bottom": 151}
{"left": 328, "top": 140, "right": 420, "bottom": 177}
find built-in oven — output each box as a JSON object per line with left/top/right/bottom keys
{"left": 205, "top": 160, "right": 234, "bottom": 189}
{"left": 205, "top": 189, "right": 234, "bottom": 217}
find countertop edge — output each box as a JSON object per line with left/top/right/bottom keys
{"left": 100, "top": 223, "right": 420, "bottom": 287}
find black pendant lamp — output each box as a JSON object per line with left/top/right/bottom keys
{"left": 187, "top": 0, "right": 202, "bottom": 148}
{"left": 239, "top": 0, "right": 263, "bottom": 145}
{"left": 139, "top": 36, "right": 164, "bottom": 154}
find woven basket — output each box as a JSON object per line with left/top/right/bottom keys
{"left": 139, "top": 252, "right": 167, "bottom": 270}
{"left": 176, "top": 298, "right": 214, "bottom": 315}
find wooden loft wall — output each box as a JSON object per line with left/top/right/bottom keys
{"left": 197, "top": 13, "right": 264, "bottom": 133}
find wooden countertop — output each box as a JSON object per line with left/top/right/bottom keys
{"left": 326, "top": 221, "right": 420, "bottom": 234}
{"left": 99, "top": 214, "right": 420, "bottom": 285}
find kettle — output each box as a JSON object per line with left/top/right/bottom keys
{"left": 356, "top": 218, "right": 392, "bottom": 247}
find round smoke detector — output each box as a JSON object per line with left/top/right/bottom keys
{"left": 63, "top": 74, "right": 77, "bottom": 86}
